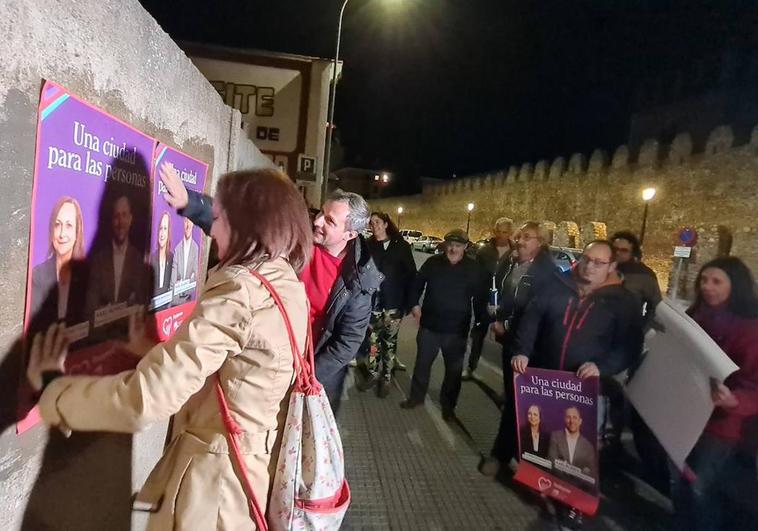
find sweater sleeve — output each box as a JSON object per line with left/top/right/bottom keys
{"left": 38, "top": 269, "right": 254, "bottom": 433}
{"left": 179, "top": 189, "right": 213, "bottom": 236}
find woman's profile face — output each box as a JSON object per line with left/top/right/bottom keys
{"left": 699, "top": 267, "right": 731, "bottom": 308}
{"left": 210, "top": 198, "right": 231, "bottom": 262}
{"left": 158, "top": 214, "right": 169, "bottom": 250}
{"left": 527, "top": 406, "right": 540, "bottom": 427}
{"left": 369, "top": 215, "right": 388, "bottom": 240}
{"left": 52, "top": 202, "right": 77, "bottom": 259}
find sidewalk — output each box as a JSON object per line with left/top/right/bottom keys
{"left": 338, "top": 315, "right": 674, "bottom": 530}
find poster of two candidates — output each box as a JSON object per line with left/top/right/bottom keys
{"left": 512, "top": 367, "right": 600, "bottom": 516}
{"left": 19, "top": 80, "right": 208, "bottom": 431}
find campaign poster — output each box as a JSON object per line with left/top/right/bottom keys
{"left": 19, "top": 81, "right": 209, "bottom": 432}
{"left": 150, "top": 144, "right": 208, "bottom": 340}
{"left": 512, "top": 368, "right": 600, "bottom": 516}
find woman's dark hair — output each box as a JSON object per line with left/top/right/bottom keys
{"left": 369, "top": 211, "right": 399, "bottom": 239}
{"left": 610, "top": 230, "right": 642, "bottom": 260}
{"left": 216, "top": 169, "right": 313, "bottom": 273}
{"left": 689, "top": 256, "right": 758, "bottom": 318}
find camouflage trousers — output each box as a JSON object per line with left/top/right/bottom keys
{"left": 366, "top": 308, "right": 403, "bottom": 380}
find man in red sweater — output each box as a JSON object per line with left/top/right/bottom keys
{"left": 159, "top": 164, "right": 382, "bottom": 412}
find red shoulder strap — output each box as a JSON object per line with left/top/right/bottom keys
{"left": 214, "top": 266, "right": 318, "bottom": 530}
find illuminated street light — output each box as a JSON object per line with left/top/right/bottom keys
{"left": 322, "top": 0, "right": 405, "bottom": 203}
{"left": 640, "top": 187, "right": 657, "bottom": 245}
{"left": 466, "top": 202, "right": 475, "bottom": 234}
{"left": 382, "top": 173, "right": 390, "bottom": 183}
{"left": 397, "top": 206, "right": 403, "bottom": 228}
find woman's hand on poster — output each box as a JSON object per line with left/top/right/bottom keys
{"left": 711, "top": 381, "right": 739, "bottom": 409}
{"left": 511, "top": 355, "right": 529, "bottom": 374}
{"left": 27, "top": 323, "right": 69, "bottom": 392}
{"left": 576, "top": 362, "right": 600, "bottom": 379}
{"left": 118, "top": 306, "right": 157, "bottom": 358}
{"left": 159, "top": 162, "right": 189, "bottom": 210}
{"left": 410, "top": 305, "right": 422, "bottom": 324}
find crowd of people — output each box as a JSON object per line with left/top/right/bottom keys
{"left": 25, "top": 170, "right": 757, "bottom": 530}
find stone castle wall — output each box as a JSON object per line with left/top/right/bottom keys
{"left": 371, "top": 124, "right": 758, "bottom": 296}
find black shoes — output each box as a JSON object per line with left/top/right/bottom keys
{"left": 357, "top": 373, "right": 379, "bottom": 392}
{"left": 377, "top": 378, "right": 391, "bottom": 398}
{"left": 441, "top": 409, "right": 457, "bottom": 422}
{"left": 399, "top": 399, "right": 424, "bottom": 409}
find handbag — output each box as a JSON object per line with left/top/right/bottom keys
{"left": 215, "top": 266, "right": 350, "bottom": 530}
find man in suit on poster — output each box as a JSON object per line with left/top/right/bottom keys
{"left": 86, "top": 194, "right": 148, "bottom": 322}
{"left": 171, "top": 217, "right": 199, "bottom": 306}
{"left": 548, "top": 406, "right": 597, "bottom": 486}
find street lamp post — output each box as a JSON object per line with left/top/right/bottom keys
{"left": 466, "top": 202, "right": 475, "bottom": 234}
{"left": 397, "top": 206, "right": 403, "bottom": 229}
{"left": 639, "top": 187, "right": 656, "bottom": 245}
{"left": 321, "top": 0, "right": 350, "bottom": 204}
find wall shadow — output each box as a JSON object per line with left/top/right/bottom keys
{"left": 13, "top": 153, "right": 154, "bottom": 530}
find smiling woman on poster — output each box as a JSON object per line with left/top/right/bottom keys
{"left": 29, "top": 196, "right": 88, "bottom": 332}
{"left": 150, "top": 211, "right": 174, "bottom": 310}
{"left": 519, "top": 404, "right": 550, "bottom": 463}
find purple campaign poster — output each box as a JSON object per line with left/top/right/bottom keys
{"left": 149, "top": 144, "right": 208, "bottom": 338}
{"left": 19, "top": 80, "right": 210, "bottom": 432}
{"left": 513, "top": 368, "right": 600, "bottom": 516}
{"left": 25, "top": 80, "right": 156, "bottom": 348}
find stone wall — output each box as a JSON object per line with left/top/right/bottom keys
{"left": 372, "top": 125, "right": 758, "bottom": 295}
{"left": 0, "top": 1, "right": 270, "bottom": 529}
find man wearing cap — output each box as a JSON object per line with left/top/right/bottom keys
{"left": 400, "top": 229, "right": 488, "bottom": 420}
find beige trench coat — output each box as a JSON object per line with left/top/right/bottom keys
{"left": 39, "top": 258, "right": 308, "bottom": 530}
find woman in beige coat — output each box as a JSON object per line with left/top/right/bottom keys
{"left": 27, "top": 168, "right": 313, "bottom": 530}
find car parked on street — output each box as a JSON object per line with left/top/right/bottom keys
{"left": 399, "top": 229, "right": 423, "bottom": 244}
{"left": 549, "top": 246, "right": 583, "bottom": 272}
{"left": 412, "top": 235, "right": 443, "bottom": 253}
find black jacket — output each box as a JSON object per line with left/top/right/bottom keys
{"left": 476, "top": 239, "right": 515, "bottom": 279}
{"left": 181, "top": 189, "right": 382, "bottom": 408}
{"left": 367, "top": 235, "right": 416, "bottom": 314}
{"left": 412, "top": 254, "right": 488, "bottom": 336}
{"left": 617, "top": 261, "right": 662, "bottom": 332}
{"left": 312, "top": 235, "right": 382, "bottom": 405}
{"left": 496, "top": 249, "right": 559, "bottom": 337}
{"left": 513, "top": 271, "right": 643, "bottom": 377}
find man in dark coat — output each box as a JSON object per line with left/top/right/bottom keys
{"left": 158, "top": 164, "right": 382, "bottom": 414}
{"left": 464, "top": 217, "right": 514, "bottom": 379}
{"left": 480, "top": 222, "right": 558, "bottom": 476}
{"left": 400, "top": 229, "right": 487, "bottom": 420}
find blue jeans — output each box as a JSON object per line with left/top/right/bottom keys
{"left": 671, "top": 434, "right": 736, "bottom": 531}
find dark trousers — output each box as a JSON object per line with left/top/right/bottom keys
{"left": 670, "top": 434, "right": 738, "bottom": 531}
{"left": 409, "top": 328, "right": 467, "bottom": 412}
{"left": 490, "top": 344, "right": 518, "bottom": 461}
{"left": 321, "top": 366, "right": 348, "bottom": 416}
{"left": 467, "top": 323, "right": 488, "bottom": 371}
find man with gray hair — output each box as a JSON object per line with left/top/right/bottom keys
{"left": 305, "top": 189, "right": 382, "bottom": 410}
{"left": 158, "top": 165, "right": 382, "bottom": 413}
{"left": 464, "top": 216, "right": 515, "bottom": 379}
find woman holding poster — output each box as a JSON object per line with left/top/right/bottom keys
{"left": 673, "top": 257, "right": 758, "bottom": 531}
{"left": 149, "top": 211, "right": 174, "bottom": 310}
{"left": 29, "top": 196, "right": 89, "bottom": 334}
{"left": 26, "top": 169, "right": 313, "bottom": 530}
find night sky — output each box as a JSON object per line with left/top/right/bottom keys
{"left": 139, "top": 1, "right": 756, "bottom": 194}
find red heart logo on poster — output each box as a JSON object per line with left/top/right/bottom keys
{"left": 162, "top": 315, "right": 173, "bottom": 336}
{"left": 537, "top": 477, "right": 553, "bottom": 491}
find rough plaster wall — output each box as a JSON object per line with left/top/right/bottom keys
{"left": 0, "top": 1, "right": 266, "bottom": 529}
{"left": 371, "top": 145, "right": 758, "bottom": 297}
